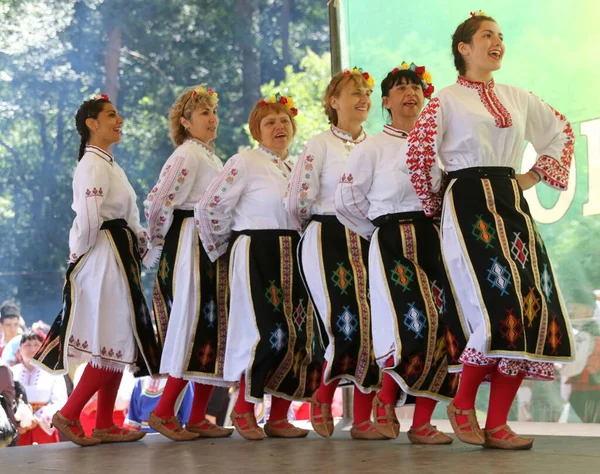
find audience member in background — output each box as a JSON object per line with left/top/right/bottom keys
{"left": 11, "top": 331, "right": 67, "bottom": 445}
{"left": 0, "top": 302, "right": 22, "bottom": 359}
{"left": 125, "top": 377, "right": 193, "bottom": 432}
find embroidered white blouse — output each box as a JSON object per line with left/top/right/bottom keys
{"left": 335, "top": 126, "right": 434, "bottom": 240}
{"left": 12, "top": 363, "right": 67, "bottom": 435}
{"left": 195, "top": 145, "right": 296, "bottom": 261}
{"left": 406, "top": 77, "right": 575, "bottom": 216}
{"left": 144, "top": 139, "right": 223, "bottom": 248}
{"left": 285, "top": 125, "right": 367, "bottom": 231}
{"left": 69, "top": 146, "right": 149, "bottom": 260}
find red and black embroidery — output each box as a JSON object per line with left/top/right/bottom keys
{"left": 457, "top": 76, "right": 512, "bottom": 128}
{"left": 406, "top": 98, "right": 442, "bottom": 216}
{"left": 530, "top": 99, "right": 574, "bottom": 190}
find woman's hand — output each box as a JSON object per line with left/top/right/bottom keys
{"left": 515, "top": 171, "right": 541, "bottom": 191}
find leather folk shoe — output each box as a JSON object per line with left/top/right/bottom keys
{"left": 446, "top": 401, "right": 485, "bottom": 445}
{"left": 407, "top": 423, "right": 453, "bottom": 445}
{"left": 230, "top": 409, "right": 264, "bottom": 440}
{"left": 264, "top": 419, "right": 309, "bottom": 438}
{"left": 92, "top": 425, "right": 147, "bottom": 443}
{"left": 484, "top": 425, "right": 534, "bottom": 450}
{"left": 350, "top": 421, "right": 388, "bottom": 440}
{"left": 148, "top": 411, "right": 200, "bottom": 441}
{"left": 186, "top": 419, "right": 234, "bottom": 438}
{"left": 310, "top": 394, "right": 334, "bottom": 438}
{"left": 51, "top": 412, "right": 101, "bottom": 447}
{"left": 372, "top": 393, "right": 400, "bottom": 439}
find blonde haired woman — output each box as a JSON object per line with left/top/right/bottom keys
{"left": 285, "top": 68, "right": 384, "bottom": 439}
{"left": 144, "top": 86, "right": 232, "bottom": 441}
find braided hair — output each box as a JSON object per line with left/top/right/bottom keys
{"left": 75, "top": 97, "right": 111, "bottom": 161}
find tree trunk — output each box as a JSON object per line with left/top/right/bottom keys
{"left": 281, "top": 0, "right": 291, "bottom": 68}
{"left": 237, "top": 0, "right": 261, "bottom": 109}
{"left": 105, "top": 26, "right": 121, "bottom": 103}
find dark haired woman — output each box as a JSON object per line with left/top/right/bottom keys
{"left": 335, "top": 63, "right": 466, "bottom": 444}
{"left": 285, "top": 69, "right": 385, "bottom": 440}
{"left": 34, "top": 95, "right": 160, "bottom": 446}
{"left": 144, "top": 86, "right": 233, "bottom": 441}
{"left": 11, "top": 331, "right": 67, "bottom": 446}
{"left": 407, "top": 12, "right": 575, "bottom": 450}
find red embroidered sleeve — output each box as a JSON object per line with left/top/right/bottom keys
{"left": 527, "top": 95, "right": 575, "bottom": 191}
{"left": 406, "top": 98, "right": 443, "bottom": 216}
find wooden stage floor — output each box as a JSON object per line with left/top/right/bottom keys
{"left": 3, "top": 423, "right": 600, "bottom": 474}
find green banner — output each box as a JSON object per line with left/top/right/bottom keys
{"left": 341, "top": 0, "right": 600, "bottom": 311}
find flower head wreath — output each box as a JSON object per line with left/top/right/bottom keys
{"left": 342, "top": 66, "right": 375, "bottom": 89}
{"left": 94, "top": 94, "right": 110, "bottom": 101}
{"left": 390, "top": 62, "right": 434, "bottom": 99}
{"left": 259, "top": 92, "right": 298, "bottom": 116}
{"left": 470, "top": 9, "right": 486, "bottom": 17}
{"left": 190, "top": 86, "right": 218, "bottom": 101}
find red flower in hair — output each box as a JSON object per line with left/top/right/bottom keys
{"left": 279, "top": 96, "right": 288, "bottom": 105}
{"left": 342, "top": 71, "right": 351, "bottom": 76}
{"left": 259, "top": 100, "right": 268, "bottom": 106}
{"left": 415, "top": 66, "right": 425, "bottom": 76}
{"left": 362, "top": 72, "right": 369, "bottom": 80}
{"left": 290, "top": 107, "right": 299, "bottom": 117}
{"left": 424, "top": 84, "right": 435, "bottom": 98}
{"left": 391, "top": 68, "right": 399, "bottom": 74}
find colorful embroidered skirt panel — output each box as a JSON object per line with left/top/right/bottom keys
{"left": 152, "top": 210, "right": 229, "bottom": 382}
{"left": 444, "top": 175, "right": 573, "bottom": 378}
{"left": 242, "top": 230, "right": 323, "bottom": 401}
{"left": 372, "top": 216, "right": 466, "bottom": 401}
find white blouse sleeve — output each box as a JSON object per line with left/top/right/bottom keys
{"left": 406, "top": 97, "right": 445, "bottom": 217}
{"left": 334, "top": 144, "right": 376, "bottom": 240}
{"left": 284, "top": 137, "right": 326, "bottom": 231}
{"left": 36, "top": 375, "right": 67, "bottom": 435}
{"left": 68, "top": 158, "right": 112, "bottom": 261}
{"left": 525, "top": 93, "right": 575, "bottom": 190}
{"left": 144, "top": 150, "right": 199, "bottom": 248}
{"left": 195, "top": 154, "right": 247, "bottom": 262}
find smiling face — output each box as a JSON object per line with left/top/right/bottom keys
{"left": 257, "top": 112, "right": 294, "bottom": 155}
{"left": 20, "top": 337, "right": 42, "bottom": 365}
{"left": 383, "top": 76, "right": 424, "bottom": 123}
{"left": 86, "top": 102, "right": 124, "bottom": 146}
{"left": 459, "top": 20, "right": 505, "bottom": 76}
{"left": 181, "top": 103, "right": 219, "bottom": 144}
{"left": 1, "top": 316, "right": 20, "bottom": 341}
{"left": 330, "top": 79, "right": 371, "bottom": 126}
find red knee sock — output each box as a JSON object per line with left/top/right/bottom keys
{"left": 269, "top": 396, "right": 292, "bottom": 422}
{"left": 452, "top": 364, "right": 493, "bottom": 432}
{"left": 412, "top": 397, "right": 438, "bottom": 434}
{"left": 378, "top": 357, "right": 399, "bottom": 405}
{"left": 353, "top": 386, "right": 375, "bottom": 430}
{"left": 234, "top": 374, "right": 254, "bottom": 414}
{"left": 315, "top": 361, "right": 341, "bottom": 404}
{"left": 485, "top": 368, "right": 525, "bottom": 439}
{"left": 233, "top": 374, "right": 256, "bottom": 429}
{"left": 61, "top": 365, "right": 117, "bottom": 434}
{"left": 188, "top": 383, "right": 214, "bottom": 425}
{"left": 375, "top": 357, "right": 399, "bottom": 425}
{"left": 154, "top": 376, "right": 189, "bottom": 420}
{"left": 95, "top": 371, "right": 124, "bottom": 431}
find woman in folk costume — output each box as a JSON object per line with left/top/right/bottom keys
{"left": 34, "top": 95, "right": 161, "bottom": 446}
{"left": 335, "top": 63, "right": 468, "bottom": 444}
{"left": 144, "top": 86, "right": 233, "bottom": 441}
{"left": 196, "top": 94, "right": 322, "bottom": 440}
{"left": 407, "top": 11, "right": 575, "bottom": 450}
{"left": 12, "top": 331, "right": 67, "bottom": 445}
{"left": 285, "top": 68, "right": 384, "bottom": 440}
